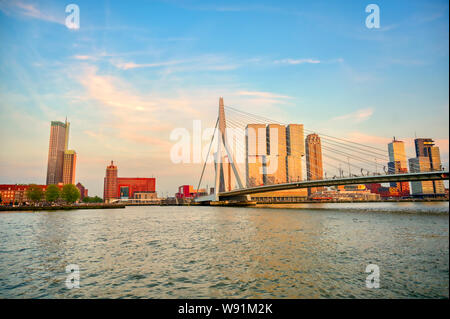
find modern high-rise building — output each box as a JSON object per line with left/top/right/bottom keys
{"left": 409, "top": 157, "right": 435, "bottom": 195}
{"left": 245, "top": 123, "right": 307, "bottom": 199}
{"left": 388, "top": 137, "right": 407, "bottom": 170}
{"left": 62, "top": 150, "right": 77, "bottom": 185}
{"left": 286, "top": 124, "right": 304, "bottom": 183}
{"left": 410, "top": 138, "right": 445, "bottom": 196}
{"left": 387, "top": 138, "right": 410, "bottom": 195}
{"left": 104, "top": 161, "right": 118, "bottom": 202}
{"left": 264, "top": 124, "right": 287, "bottom": 185}
{"left": 46, "top": 118, "right": 77, "bottom": 185}
{"left": 246, "top": 124, "right": 266, "bottom": 187}
{"left": 46, "top": 120, "right": 69, "bottom": 185}
{"left": 305, "top": 133, "right": 324, "bottom": 196}
{"left": 414, "top": 138, "right": 434, "bottom": 157}
{"left": 246, "top": 123, "right": 306, "bottom": 186}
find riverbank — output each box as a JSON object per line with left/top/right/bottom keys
{"left": 253, "top": 198, "right": 449, "bottom": 204}
{"left": 0, "top": 204, "right": 126, "bottom": 211}
{"left": 159, "top": 197, "right": 449, "bottom": 206}
{"left": 1, "top": 198, "right": 447, "bottom": 210}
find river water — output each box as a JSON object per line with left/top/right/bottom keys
{"left": 0, "top": 202, "right": 448, "bottom": 298}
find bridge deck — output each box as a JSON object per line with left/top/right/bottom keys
{"left": 195, "top": 171, "right": 448, "bottom": 202}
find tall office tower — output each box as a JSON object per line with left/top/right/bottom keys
{"left": 46, "top": 120, "right": 69, "bottom": 185}
{"left": 64, "top": 119, "right": 70, "bottom": 151}
{"left": 414, "top": 138, "right": 434, "bottom": 157}
{"left": 305, "top": 133, "right": 324, "bottom": 196}
{"left": 387, "top": 138, "right": 410, "bottom": 195}
{"left": 409, "top": 157, "right": 435, "bottom": 195}
{"left": 62, "top": 150, "right": 77, "bottom": 185}
{"left": 264, "top": 124, "right": 287, "bottom": 185}
{"left": 412, "top": 138, "right": 445, "bottom": 195}
{"left": 388, "top": 137, "right": 407, "bottom": 169}
{"left": 104, "top": 161, "right": 118, "bottom": 203}
{"left": 246, "top": 124, "right": 266, "bottom": 187}
{"left": 286, "top": 124, "right": 304, "bottom": 182}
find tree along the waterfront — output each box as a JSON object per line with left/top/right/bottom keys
{"left": 26, "top": 184, "right": 44, "bottom": 203}
{"left": 61, "top": 184, "right": 80, "bottom": 203}
{"left": 82, "top": 196, "right": 103, "bottom": 203}
{"left": 45, "top": 184, "right": 60, "bottom": 203}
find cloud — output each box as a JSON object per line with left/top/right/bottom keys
{"left": 73, "top": 55, "right": 96, "bottom": 61}
{"left": 77, "top": 67, "right": 159, "bottom": 113}
{"left": 274, "top": 58, "right": 321, "bottom": 65}
{"left": 0, "top": 1, "right": 64, "bottom": 25}
{"left": 333, "top": 108, "right": 374, "bottom": 123}
{"left": 237, "top": 91, "right": 291, "bottom": 99}
{"left": 111, "top": 55, "right": 241, "bottom": 74}
{"left": 378, "top": 24, "right": 399, "bottom": 32}
{"left": 72, "top": 65, "right": 224, "bottom": 153}
{"left": 111, "top": 59, "right": 186, "bottom": 70}
{"left": 346, "top": 132, "right": 391, "bottom": 146}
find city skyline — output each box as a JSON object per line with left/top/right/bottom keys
{"left": 0, "top": 0, "right": 448, "bottom": 196}
{"left": 3, "top": 113, "right": 449, "bottom": 198}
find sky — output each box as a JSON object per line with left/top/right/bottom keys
{"left": 0, "top": 0, "right": 448, "bottom": 197}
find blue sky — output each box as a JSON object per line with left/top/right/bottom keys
{"left": 0, "top": 0, "right": 448, "bottom": 196}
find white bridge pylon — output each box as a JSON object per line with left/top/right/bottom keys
{"left": 213, "top": 97, "right": 244, "bottom": 200}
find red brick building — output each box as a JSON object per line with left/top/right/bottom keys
{"left": 103, "top": 161, "right": 156, "bottom": 202}
{"left": 103, "top": 161, "right": 118, "bottom": 202}
{"left": 0, "top": 184, "right": 61, "bottom": 205}
{"left": 76, "top": 182, "right": 88, "bottom": 200}
{"left": 175, "top": 185, "right": 207, "bottom": 199}
{"left": 117, "top": 177, "right": 156, "bottom": 199}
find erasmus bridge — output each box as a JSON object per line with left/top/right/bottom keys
{"left": 195, "top": 98, "right": 449, "bottom": 203}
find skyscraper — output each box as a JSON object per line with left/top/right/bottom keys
{"left": 46, "top": 120, "right": 69, "bottom": 185}
{"left": 410, "top": 138, "right": 445, "bottom": 196}
{"left": 246, "top": 123, "right": 306, "bottom": 187}
{"left": 286, "top": 124, "right": 304, "bottom": 182}
{"left": 305, "top": 133, "right": 323, "bottom": 196}
{"left": 414, "top": 138, "right": 434, "bottom": 157}
{"left": 246, "top": 124, "right": 266, "bottom": 187}
{"left": 62, "top": 150, "right": 77, "bottom": 185}
{"left": 46, "top": 118, "right": 77, "bottom": 185}
{"left": 264, "top": 124, "right": 287, "bottom": 185}
{"left": 409, "top": 157, "right": 435, "bottom": 195}
{"left": 388, "top": 137, "right": 407, "bottom": 170}
{"left": 104, "top": 161, "right": 118, "bottom": 203}
{"left": 387, "top": 138, "right": 410, "bottom": 195}
{"left": 245, "top": 123, "right": 307, "bottom": 200}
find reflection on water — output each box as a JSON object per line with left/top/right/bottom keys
{"left": 0, "top": 202, "right": 448, "bottom": 298}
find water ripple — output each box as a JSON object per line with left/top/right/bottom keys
{"left": 0, "top": 203, "right": 448, "bottom": 298}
